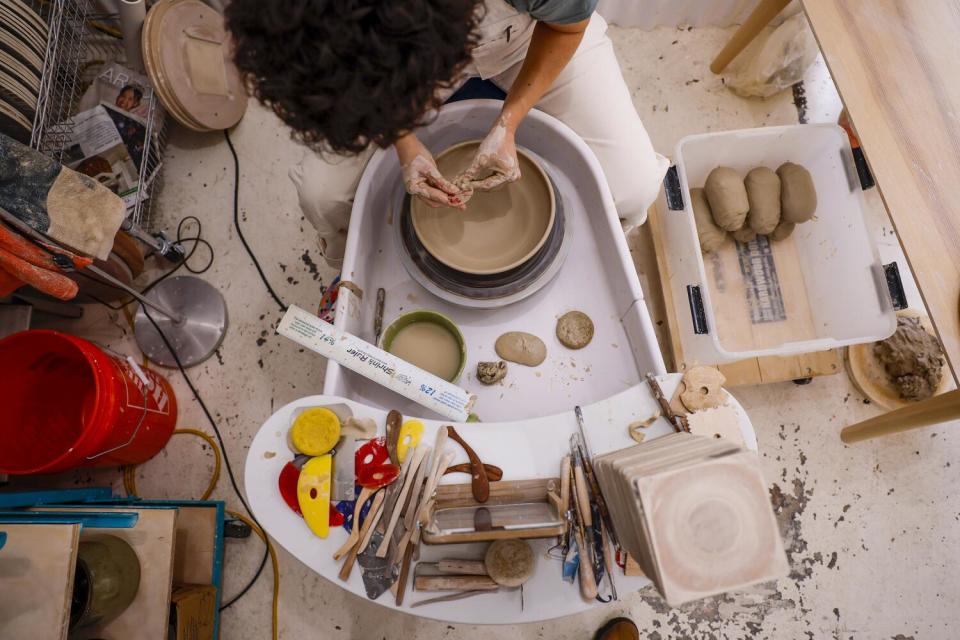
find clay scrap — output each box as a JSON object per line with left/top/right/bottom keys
{"left": 495, "top": 331, "right": 547, "bottom": 367}
{"left": 873, "top": 316, "right": 945, "bottom": 401}
{"left": 476, "top": 360, "right": 508, "bottom": 385}
{"left": 678, "top": 366, "right": 727, "bottom": 412}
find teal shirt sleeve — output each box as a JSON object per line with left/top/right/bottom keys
{"left": 505, "top": 0, "right": 598, "bottom": 24}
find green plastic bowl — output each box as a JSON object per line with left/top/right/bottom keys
{"left": 379, "top": 310, "right": 466, "bottom": 383}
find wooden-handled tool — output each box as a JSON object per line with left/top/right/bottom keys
{"left": 438, "top": 559, "right": 488, "bottom": 575}
{"left": 385, "top": 409, "right": 403, "bottom": 466}
{"left": 333, "top": 485, "right": 373, "bottom": 560}
{"left": 338, "top": 489, "right": 384, "bottom": 581}
{"left": 444, "top": 462, "right": 503, "bottom": 481}
{"left": 414, "top": 574, "right": 499, "bottom": 592}
{"left": 571, "top": 452, "right": 592, "bottom": 528}
{"left": 357, "top": 489, "right": 388, "bottom": 554}
{"left": 377, "top": 445, "right": 429, "bottom": 558}
{"left": 572, "top": 521, "right": 597, "bottom": 600}
{"left": 446, "top": 426, "right": 489, "bottom": 503}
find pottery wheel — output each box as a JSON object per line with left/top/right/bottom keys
{"left": 396, "top": 179, "right": 569, "bottom": 309}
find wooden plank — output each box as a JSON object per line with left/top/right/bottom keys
{"left": 802, "top": 0, "right": 960, "bottom": 383}
{"left": 647, "top": 204, "right": 689, "bottom": 372}
{"left": 172, "top": 506, "right": 217, "bottom": 586}
{"left": 0, "top": 523, "right": 79, "bottom": 640}
{"left": 649, "top": 203, "right": 840, "bottom": 386}
{"left": 32, "top": 507, "right": 178, "bottom": 640}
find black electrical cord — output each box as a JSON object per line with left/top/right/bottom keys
{"left": 138, "top": 306, "right": 270, "bottom": 611}
{"left": 223, "top": 129, "right": 287, "bottom": 312}
{"left": 79, "top": 215, "right": 214, "bottom": 311}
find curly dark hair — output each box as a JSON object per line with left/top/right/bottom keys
{"left": 226, "top": 0, "right": 483, "bottom": 155}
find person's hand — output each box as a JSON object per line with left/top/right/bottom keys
{"left": 454, "top": 117, "right": 521, "bottom": 194}
{"left": 396, "top": 134, "right": 466, "bottom": 210}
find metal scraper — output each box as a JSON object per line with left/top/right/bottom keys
{"left": 357, "top": 530, "right": 397, "bottom": 600}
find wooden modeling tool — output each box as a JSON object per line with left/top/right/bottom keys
{"left": 385, "top": 410, "right": 402, "bottom": 466}
{"left": 333, "top": 486, "right": 373, "bottom": 560}
{"left": 411, "top": 589, "right": 496, "bottom": 608}
{"left": 444, "top": 462, "right": 503, "bottom": 481}
{"left": 374, "top": 287, "right": 385, "bottom": 344}
{"left": 357, "top": 488, "right": 388, "bottom": 554}
{"left": 446, "top": 426, "right": 489, "bottom": 502}
{"left": 377, "top": 446, "right": 429, "bottom": 557}
{"left": 646, "top": 373, "right": 689, "bottom": 433}
{"left": 438, "top": 559, "right": 488, "bottom": 575}
{"left": 339, "top": 489, "right": 385, "bottom": 581}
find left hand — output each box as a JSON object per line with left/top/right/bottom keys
{"left": 454, "top": 117, "right": 521, "bottom": 194}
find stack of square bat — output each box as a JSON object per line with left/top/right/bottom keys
{"left": 593, "top": 432, "right": 788, "bottom": 606}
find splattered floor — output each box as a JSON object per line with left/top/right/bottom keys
{"left": 19, "top": 22, "right": 960, "bottom": 640}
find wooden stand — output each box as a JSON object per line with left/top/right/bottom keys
{"left": 648, "top": 204, "right": 841, "bottom": 386}
{"left": 710, "top": 0, "right": 793, "bottom": 73}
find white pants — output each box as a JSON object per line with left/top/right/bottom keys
{"left": 290, "top": 9, "right": 668, "bottom": 267}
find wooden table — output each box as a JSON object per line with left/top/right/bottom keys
{"left": 715, "top": 1, "right": 960, "bottom": 380}
{"left": 712, "top": 0, "right": 960, "bottom": 440}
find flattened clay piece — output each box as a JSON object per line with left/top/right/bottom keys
{"left": 495, "top": 331, "right": 547, "bottom": 367}
{"left": 556, "top": 310, "right": 594, "bottom": 349}
{"left": 628, "top": 413, "right": 658, "bottom": 443}
{"left": 679, "top": 366, "right": 727, "bottom": 412}
{"left": 732, "top": 226, "right": 757, "bottom": 244}
{"left": 770, "top": 220, "right": 795, "bottom": 241}
{"left": 476, "top": 360, "right": 508, "bottom": 385}
{"left": 777, "top": 162, "right": 817, "bottom": 223}
{"left": 690, "top": 188, "right": 728, "bottom": 253}
{"left": 745, "top": 167, "right": 781, "bottom": 234}
{"left": 484, "top": 539, "right": 534, "bottom": 587}
{"left": 703, "top": 166, "right": 749, "bottom": 231}
{"left": 873, "top": 316, "right": 945, "bottom": 401}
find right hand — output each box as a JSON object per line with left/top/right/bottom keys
{"left": 395, "top": 135, "right": 466, "bottom": 210}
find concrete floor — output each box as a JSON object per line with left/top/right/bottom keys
{"left": 19, "top": 23, "right": 960, "bottom": 640}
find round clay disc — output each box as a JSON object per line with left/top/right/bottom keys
{"left": 556, "top": 310, "right": 594, "bottom": 349}
{"left": 484, "top": 539, "right": 534, "bottom": 587}
{"left": 411, "top": 141, "right": 555, "bottom": 275}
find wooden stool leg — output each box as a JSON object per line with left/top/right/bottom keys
{"left": 710, "top": 0, "right": 793, "bottom": 74}
{"left": 840, "top": 390, "right": 960, "bottom": 444}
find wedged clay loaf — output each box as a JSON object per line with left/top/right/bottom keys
{"left": 732, "top": 226, "right": 757, "bottom": 244}
{"left": 703, "top": 166, "right": 749, "bottom": 231}
{"left": 495, "top": 331, "right": 547, "bottom": 367}
{"left": 690, "top": 188, "right": 728, "bottom": 253}
{"left": 476, "top": 360, "right": 508, "bottom": 385}
{"left": 770, "top": 220, "right": 795, "bottom": 241}
{"left": 873, "top": 316, "right": 945, "bottom": 401}
{"left": 777, "top": 162, "right": 817, "bottom": 223}
{"left": 556, "top": 310, "right": 594, "bottom": 349}
{"left": 744, "top": 167, "right": 781, "bottom": 234}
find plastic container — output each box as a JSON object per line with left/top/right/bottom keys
{"left": 0, "top": 330, "right": 177, "bottom": 474}
{"left": 657, "top": 124, "right": 897, "bottom": 364}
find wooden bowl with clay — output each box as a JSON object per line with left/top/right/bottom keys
{"left": 410, "top": 140, "right": 556, "bottom": 276}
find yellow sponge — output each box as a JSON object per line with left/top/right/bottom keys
{"left": 291, "top": 408, "right": 341, "bottom": 456}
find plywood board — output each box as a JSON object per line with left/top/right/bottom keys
{"left": 171, "top": 506, "right": 217, "bottom": 585}
{"left": 648, "top": 204, "right": 841, "bottom": 386}
{"left": 31, "top": 507, "right": 178, "bottom": 640}
{"left": 0, "top": 523, "right": 80, "bottom": 640}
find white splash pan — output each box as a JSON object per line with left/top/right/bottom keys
{"left": 245, "top": 379, "right": 759, "bottom": 624}
{"left": 324, "top": 100, "right": 666, "bottom": 421}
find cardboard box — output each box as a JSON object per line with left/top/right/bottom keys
{"left": 170, "top": 585, "right": 217, "bottom": 640}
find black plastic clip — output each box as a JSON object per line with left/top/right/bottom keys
{"left": 687, "top": 285, "right": 709, "bottom": 335}
{"left": 883, "top": 262, "right": 907, "bottom": 310}
{"left": 663, "top": 166, "right": 684, "bottom": 211}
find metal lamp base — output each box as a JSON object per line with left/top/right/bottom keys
{"left": 134, "top": 276, "right": 228, "bottom": 368}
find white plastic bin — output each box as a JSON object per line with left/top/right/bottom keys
{"left": 656, "top": 124, "right": 897, "bottom": 364}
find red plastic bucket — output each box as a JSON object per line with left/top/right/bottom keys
{"left": 0, "top": 330, "right": 178, "bottom": 474}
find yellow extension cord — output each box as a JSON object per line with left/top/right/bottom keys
{"left": 122, "top": 423, "right": 280, "bottom": 637}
